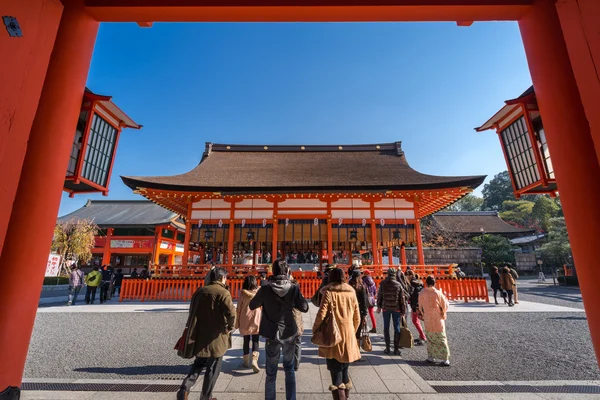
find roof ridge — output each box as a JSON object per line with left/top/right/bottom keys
{"left": 206, "top": 142, "right": 403, "bottom": 153}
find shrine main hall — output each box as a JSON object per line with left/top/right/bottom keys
{"left": 122, "top": 142, "right": 485, "bottom": 268}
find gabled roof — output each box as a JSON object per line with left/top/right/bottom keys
{"left": 58, "top": 200, "right": 181, "bottom": 228}
{"left": 475, "top": 86, "right": 534, "bottom": 132}
{"left": 432, "top": 211, "right": 535, "bottom": 237}
{"left": 122, "top": 142, "right": 486, "bottom": 194}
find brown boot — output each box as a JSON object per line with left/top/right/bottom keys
{"left": 329, "top": 385, "right": 340, "bottom": 400}
{"left": 337, "top": 383, "right": 347, "bottom": 400}
{"left": 251, "top": 351, "right": 260, "bottom": 373}
{"left": 344, "top": 380, "right": 353, "bottom": 399}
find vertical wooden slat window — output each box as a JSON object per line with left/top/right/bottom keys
{"left": 67, "top": 110, "right": 89, "bottom": 176}
{"left": 82, "top": 114, "right": 117, "bottom": 187}
{"left": 501, "top": 116, "right": 540, "bottom": 190}
{"left": 533, "top": 117, "right": 554, "bottom": 180}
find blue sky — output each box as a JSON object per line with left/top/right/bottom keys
{"left": 58, "top": 21, "right": 532, "bottom": 216}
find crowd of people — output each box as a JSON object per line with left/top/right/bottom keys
{"left": 175, "top": 260, "right": 451, "bottom": 400}
{"left": 66, "top": 265, "right": 138, "bottom": 305}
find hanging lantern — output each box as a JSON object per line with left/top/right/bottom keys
{"left": 218, "top": 219, "right": 223, "bottom": 228}
{"left": 349, "top": 230, "right": 358, "bottom": 242}
{"left": 246, "top": 231, "right": 255, "bottom": 241}
{"left": 338, "top": 218, "right": 343, "bottom": 226}
{"left": 64, "top": 87, "right": 141, "bottom": 197}
{"left": 262, "top": 219, "right": 267, "bottom": 227}
{"left": 204, "top": 228, "right": 214, "bottom": 240}
{"left": 361, "top": 219, "right": 366, "bottom": 227}
{"left": 392, "top": 230, "right": 402, "bottom": 240}
{"left": 476, "top": 86, "right": 557, "bottom": 198}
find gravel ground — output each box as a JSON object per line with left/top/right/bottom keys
{"left": 25, "top": 313, "right": 189, "bottom": 380}
{"left": 373, "top": 311, "right": 598, "bottom": 381}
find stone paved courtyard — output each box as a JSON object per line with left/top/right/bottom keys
{"left": 23, "top": 279, "right": 600, "bottom": 399}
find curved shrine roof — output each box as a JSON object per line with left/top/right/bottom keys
{"left": 122, "top": 142, "right": 486, "bottom": 194}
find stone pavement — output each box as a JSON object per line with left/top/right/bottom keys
{"left": 24, "top": 284, "right": 596, "bottom": 399}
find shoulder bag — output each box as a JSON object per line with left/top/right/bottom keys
{"left": 399, "top": 316, "right": 414, "bottom": 349}
{"left": 311, "top": 296, "right": 342, "bottom": 348}
{"left": 360, "top": 322, "right": 372, "bottom": 352}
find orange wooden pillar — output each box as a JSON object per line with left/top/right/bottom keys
{"left": 519, "top": 0, "right": 600, "bottom": 365}
{"left": 388, "top": 245, "right": 393, "bottom": 266}
{"left": 0, "top": 0, "right": 98, "bottom": 394}
{"left": 101, "top": 228, "right": 113, "bottom": 265}
{"left": 370, "top": 220, "right": 378, "bottom": 265}
{"left": 271, "top": 217, "right": 278, "bottom": 264}
{"left": 327, "top": 219, "right": 333, "bottom": 264}
{"left": 183, "top": 204, "right": 191, "bottom": 265}
{"left": 400, "top": 244, "right": 407, "bottom": 265}
{"left": 414, "top": 219, "right": 425, "bottom": 265}
{"left": 154, "top": 227, "right": 163, "bottom": 265}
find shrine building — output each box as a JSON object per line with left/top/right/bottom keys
{"left": 121, "top": 142, "right": 486, "bottom": 269}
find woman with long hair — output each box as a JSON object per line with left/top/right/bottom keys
{"left": 501, "top": 266, "right": 516, "bottom": 307}
{"left": 405, "top": 270, "right": 427, "bottom": 345}
{"left": 236, "top": 275, "right": 262, "bottom": 372}
{"left": 361, "top": 270, "right": 377, "bottom": 333}
{"left": 348, "top": 269, "right": 369, "bottom": 357}
{"left": 490, "top": 266, "right": 502, "bottom": 305}
{"left": 313, "top": 268, "right": 361, "bottom": 400}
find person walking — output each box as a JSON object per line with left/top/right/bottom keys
{"left": 112, "top": 268, "right": 124, "bottom": 297}
{"left": 509, "top": 266, "right": 519, "bottom": 304}
{"left": 84, "top": 266, "right": 102, "bottom": 304}
{"left": 501, "top": 266, "right": 516, "bottom": 306}
{"left": 67, "top": 265, "right": 84, "bottom": 306}
{"left": 490, "top": 266, "right": 502, "bottom": 305}
{"left": 348, "top": 269, "right": 369, "bottom": 358}
{"left": 377, "top": 268, "right": 406, "bottom": 356}
{"left": 177, "top": 267, "right": 236, "bottom": 400}
{"left": 236, "top": 275, "right": 262, "bottom": 373}
{"left": 405, "top": 270, "right": 427, "bottom": 345}
{"left": 418, "top": 275, "right": 450, "bottom": 366}
{"left": 130, "top": 268, "right": 139, "bottom": 278}
{"left": 249, "top": 260, "right": 309, "bottom": 400}
{"left": 362, "top": 270, "right": 377, "bottom": 333}
{"left": 99, "top": 265, "right": 113, "bottom": 303}
{"left": 313, "top": 268, "right": 361, "bottom": 400}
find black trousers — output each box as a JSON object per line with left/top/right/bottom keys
{"left": 243, "top": 334, "right": 260, "bottom": 355}
{"left": 85, "top": 286, "right": 98, "bottom": 303}
{"left": 326, "top": 358, "right": 349, "bottom": 387}
{"left": 100, "top": 282, "right": 110, "bottom": 303}
{"left": 179, "top": 356, "right": 222, "bottom": 398}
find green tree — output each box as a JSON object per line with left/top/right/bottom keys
{"left": 540, "top": 217, "right": 572, "bottom": 267}
{"left": 51, "top": 219, "right": 99, "bottom": 275}
{"left": 531, "top": 196, "right": 561, "bottom": 232}
{"left": 499, "top": 199, "right": 536, "bottom": 229}
{"left": 444, "top": 194, "right": 484, "bottom": 212}
{"left": 471, "top": 234, "right": 515, "bottom": 269}
{"left": 482, "top": 171, "right": 515, "bottom": 211}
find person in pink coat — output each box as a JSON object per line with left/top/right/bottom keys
{"left": 236, "top": 275, "right": 262, "bottom": 373}
{"left": 418, "top": 275, "right": 450, "bottom": 366}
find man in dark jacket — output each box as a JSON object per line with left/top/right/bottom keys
{"left": 377, "top": 268, "right": 406, "bottom": 355}
{"left": 250, "top": 260, "right": 308, "bottom": 400}
{"left": 177, "top": 267, "right": 235, "bottom": 400}
{"left": 99, "top": 266, "right": 113, "bottom": 303}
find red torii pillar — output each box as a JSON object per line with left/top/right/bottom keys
{"left": 519, "top": 0, "right": 600, "bottom": 365}
{"left": 0, "top": 0, "right": 99, "bottom": 394}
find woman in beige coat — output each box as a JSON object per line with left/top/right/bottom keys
{"left": 236, "top": 275, "right": 262, "bottom": 372}
{"left": 313, "top": 268, "right": 361, "bottom": 400}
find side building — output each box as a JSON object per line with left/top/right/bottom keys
{"left": 58, "top": 200, "right": 185, "bottom": 272}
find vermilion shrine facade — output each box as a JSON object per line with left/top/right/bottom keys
{"left": 122, "top": 142, "right": 485, "bottom": 269}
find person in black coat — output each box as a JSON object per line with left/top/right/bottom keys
{"left": 490, "top": 266, "right": 502, "bottom": 305}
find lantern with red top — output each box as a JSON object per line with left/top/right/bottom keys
{"left": 476, "top": 86, "right": 557, "bottom": 198}
{"left": 64, "top": 88, "right": 141, "bottom": 197}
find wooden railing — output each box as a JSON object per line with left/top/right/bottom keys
{"left": 119, "top": 276, "right": 488, "bottom": 303}
{"left": 149, "top": 264, "right": 456, "bottom": 278}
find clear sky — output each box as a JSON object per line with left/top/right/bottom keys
{"left": 58, "top": 21, "right": 532, "bottom": 216}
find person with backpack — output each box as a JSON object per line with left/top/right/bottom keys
{"left": 84, "top": 266, "right": 102, "bottom": 304}
{"left": 250, "top": 260, "right": 309, "bottom": 400}
{"left": 361, "top": 270, "right": 377, "bottom": 333}
{"left": 377, "top": 268, "right": 406, "bottom": 355}
{"left": 405, "top": 270, "right": 427, "bottom": 345}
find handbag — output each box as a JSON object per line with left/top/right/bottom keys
{"left": 361, "top": 322, "right": 372, "bottom": 352}
{"left": 311, "top": 290, "right": 321, "bottom": 307}
{"left": 174, "top": 327, "right": 195, "bottom": 359}
{"left": 399, "top": 316, "right": 414, "bottom": 349}
{"left": 311, "top": 300, "right": 342, "bottom": 348}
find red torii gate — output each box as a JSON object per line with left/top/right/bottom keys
{"left": 1, "top": 0, "right": 600, "bottom": 397}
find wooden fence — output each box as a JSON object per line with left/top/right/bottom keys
{"left": 119, "top": 276, "right": 488, "bottom": 303}
{"left": 149, "top": 264, "right": 456, "bottom": 278}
